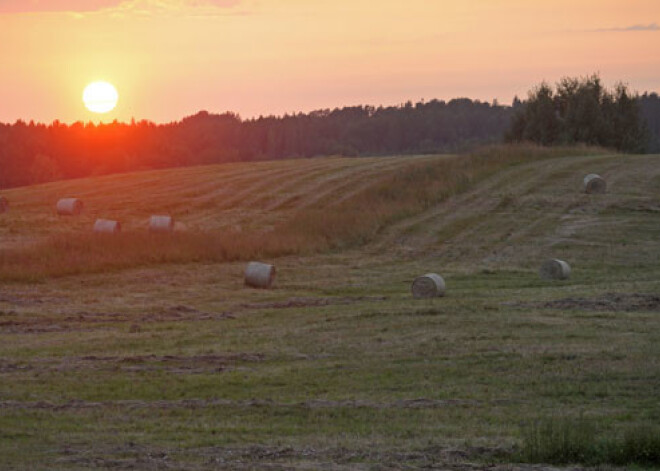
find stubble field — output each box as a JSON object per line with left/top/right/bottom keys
{"left": 1, "top": 146, "right": 659, "bottom": 469}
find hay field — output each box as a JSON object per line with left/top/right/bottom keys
{"left": 1, "top": 146, "right": 660, "bottom": 469}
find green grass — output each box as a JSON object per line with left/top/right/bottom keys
{"left": 520, "top": 417, "right": 660, "bottom": 466}
{"left": 0, "top": 144, "right": 607, "bottom": 281}
{"left": 1, "top": 145, "right": 660, "bottom": 469}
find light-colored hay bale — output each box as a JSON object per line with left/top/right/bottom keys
{"left": 93, "top": 218, "right": 121, "bottom": 234}
{"left": 0, "top": 196, "right": 8, "bottom": 214}
{"left": 244, "top": 262, "right": 276, "bottom": 289}
{"left": 56, "top": 198, "right": 83, "bottom": 215}
{"left": 149, "top": 215, "right": 175, "bottom": 233}
{"left": 539, "top": 259, "right": 571, "bottom": 280}
{"left": 583, "top": 174, "right": 606, "bottom": 194}
{"left": 412, "top": 273, "right": 446, "bottom": 298}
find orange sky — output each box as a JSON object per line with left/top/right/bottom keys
{"left": 0, "top": 0, "right": 658, "bottom": 123}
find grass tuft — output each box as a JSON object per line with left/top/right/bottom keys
{"left": 520, "top": 417, "right": 660, "bottom": 466}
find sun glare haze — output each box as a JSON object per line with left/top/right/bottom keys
{"left": 0, "top": 0, "right": 658, "bottom": 122}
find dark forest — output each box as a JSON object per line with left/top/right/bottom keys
{"left": 1, "top": 86, "right": 659, "bottom": 189}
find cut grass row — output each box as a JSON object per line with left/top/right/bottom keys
{"left": 0, "top": 144, "right": 608, "bottom": 281}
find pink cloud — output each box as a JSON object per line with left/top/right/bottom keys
{"left": 0, "top": 0, "right": 123, "bottom": 13}
{"left": 0, "top": 0, "right": 240, "bottom": 13}
{"left": 189, "top": 0, "right": 239, "bottom": 6}
{"left": 109, "top": 0, "right": 244, "bottom": 17}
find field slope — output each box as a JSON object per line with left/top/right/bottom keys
{"left": 1, "top": 147, "right": 659, "bottom": 470}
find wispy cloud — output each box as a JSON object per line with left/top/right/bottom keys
{"left": 0, "top": 0, "right": 123, "bottom": 13}
{"left": 591, "top": 23, "right": 660, "bottom": 32}
{"left": 107, "top": 0, "right": 245, "bottom": 18}
{"left": 0, "top": 0, "right": 241, "bottom": 14}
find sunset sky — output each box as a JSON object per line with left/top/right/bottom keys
{"left": 0, "top": 0, "right": 658, "bottom": 123}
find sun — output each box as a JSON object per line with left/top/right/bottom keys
{"left": 83, "top": 81, "right": 118, "bottom": 113}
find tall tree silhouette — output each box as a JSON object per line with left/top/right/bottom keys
{"left": 507, "top": 74, "right": 648, "bottom": 152}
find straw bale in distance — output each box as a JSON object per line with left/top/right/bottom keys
{"left": 93, "top": 219, "right": 121, "bottom": 234}
{"left": 245, "top": 262, "right": 276, "bottom": 289}
{"left": 583, "top": 174, "right": 606, "bottom": 194}
{"left": 0, "top": 196, "right": 8, "bottom": 214}
{"left": 149, "top": 215, "right": 175, "bottom": 233}
{"left": 56, "top": 198, "right": 83, "bottom": 216}
{"left": 412, "top": 273, "right": 446, "bottom": 298}
{"left": 539, "top": 259, "right": 571, "bottom": 280}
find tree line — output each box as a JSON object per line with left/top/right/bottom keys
{"left": 506, "top": 75, "right": 653, "bottom": 153}
{"left": 0, "top": 75, "right": 659, "bottom": 189}
{"left": 640, "top": 92, "right": 660, "bottom": 153}
{"left": 0, "top": 99, "right": 512, "bottom": 188}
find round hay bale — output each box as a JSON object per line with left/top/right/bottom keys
{"left": 412, "top": 273, "right": 446, "bottom": 298}
{"left": 93, "top": 218, "right": 121, "bottom": 234}
{"left": 56, "top": 198, "right": 83, "bottom": 216}
{"left": 583, "top": 174, "right": 606, "bottom": 194}
{"left": 245, "top": 262, "right": 276, "bottom": 289}
{"left": 539, "top": 259, "right": 571, "bottom": 280}
{"left": 0, "top": 196, "right": 8, "bottom": 214}
{"left": 149, "top": 215, "right": 175, "bottom": 233}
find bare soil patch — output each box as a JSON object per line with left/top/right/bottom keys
{"left": 0, "top": 320, "right": 93, "bottom": 334}
{"left": 67, "top": 305, "right": 236, "bottom": 323}
{"left": 607, "top": 198, "right": 660, "bottom": 213}
{"left": 0, "top": 305, "right": 235, "bottom": 334}
{"left": 0, "top": 293, "right": 64, "bottom": 306}
{"left": 0, "top": 353, "right": 265, "bottom": 375}
{"left": 240, "top": 296, "right": 388, "bottom": 310}
{"left": 52, "top": 442, "right": 583, "bottom": 471}
{"left": 0, "top": 397, "right": 509, "bottom": 411}
{"left": 0, "top": 297, "right": 385, "bottom": 335}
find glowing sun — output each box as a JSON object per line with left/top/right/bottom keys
{"left": 83, "top": 81, "right": 118, "bottom": 113}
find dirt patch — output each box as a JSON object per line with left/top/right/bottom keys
{"left": 83, "top": 352, "right": 264, "bottom": 367}
{"left": 607, "top": 199, "right": 660, "bottom": 213}
{"left": 69, "top": 306, "right": 236, "bottom": 323}
{"left": 0, "top": 353, "right": 265, "bottom": 375}
{"left": 0, "top": 292, "right": 67, "bottom": 306}
{"left": 0, "top": 294, "right": 46, "bottom": 306}
{"left": 1, "top": 298, "right": 383, "bottom": 335}
{"left": 515, "top": 293, "right": 660, "bottom": 312}
{"left": 0, "top": 320, "right": 93, "bottom": 334}
{"left": 0, "top": 360, "right": 32, "bottom": 373}
{"left": 54, "top": 442, "right": 575, "bottom": 471}
{"left": 104, "top": 354, "right": 243, "bottom": 362}
{"left": 302, "top": 398, "right": 485, "bottom": 409}
{"left": 145, "top": 305, "right": 236, "bottom": 322}
{"left": 241, "top": 296, "right": 388, "bottom": 310}
{"left": 56, "top": 443, "right": 172, "bottom": 471}
{"left": 63, "top": 311, "right": 128, "bottom": 323}
{"left": 0, "top": 397, "right": 508, "bottom": 411}
{"left": 0, "top": 305, "right": 235, "bottom": 334}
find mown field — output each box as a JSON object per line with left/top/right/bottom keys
{"left": 1, "top": 146, "right": 659, "bottom": 470}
